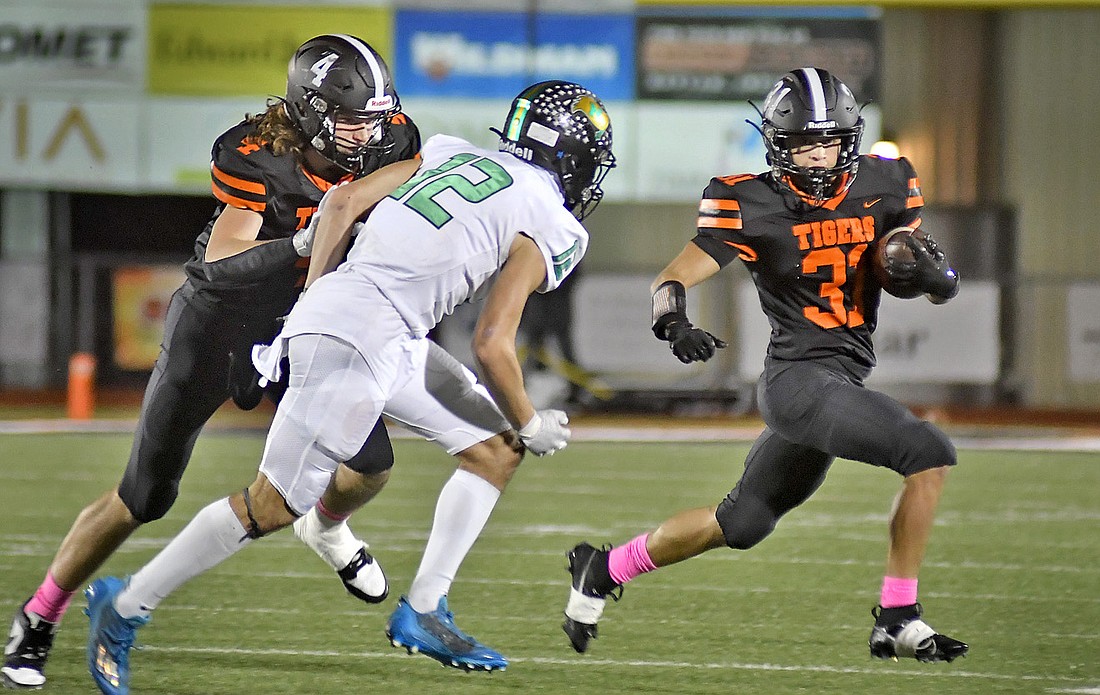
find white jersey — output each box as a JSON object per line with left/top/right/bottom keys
{"left": 279, "top": 134, "right": 588, "bottom": 347}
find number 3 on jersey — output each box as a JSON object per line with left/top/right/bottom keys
{"left": 802, "top": 244, "right": 868, "bottom": 329}
{"left": 390, "top": 154, "right": 514, "bottom": 228}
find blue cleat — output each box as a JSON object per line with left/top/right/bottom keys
{"left": 84, "top": 577, "right": 149, "bottom": 695}
{"left": 385, "top": 596, "right": 507, "bottom": 672}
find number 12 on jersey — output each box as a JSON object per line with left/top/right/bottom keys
{"left": 390, "top": 154, "right": 514, "bottom": 228}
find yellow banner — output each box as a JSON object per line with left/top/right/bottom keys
{"left": 148, "top": 4, "right": 393, "bottom": 97}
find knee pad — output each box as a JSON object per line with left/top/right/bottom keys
{"left": 118, "top": 474, "right": 180, "bottom": 523}
{"left": 715, "top": 492, "right": 777, "bottom": 550}
{"left": 892, "top": 420, "right": 957, "bottom": 476}
{"left": 345, "top": 419, "right": 395, "bottom": 475}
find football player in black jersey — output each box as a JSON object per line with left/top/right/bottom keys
{"left": 2, "top": 34, "right": 419, "bottom": 690}
{"left": 562, "top": 68, "right": 968, "bottom": 664}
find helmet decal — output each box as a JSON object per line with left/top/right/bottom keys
{"left": 573, "top": 95, "right": 610, "bottom": 138}
{"left": 527, "top": 121, "right": 560, "bottom": 147}
{"left": 797, "top": 67, "right": 828, "bottom": 123}
{"left": 331, "top": 33, "right": 391, "bottom": 110}
{"left": 493, "top": 80, "right": 616, "bottom": 221}
{"left": 504, "top": 98, "right": 531, "bottom": 141}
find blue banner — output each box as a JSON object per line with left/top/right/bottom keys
{"left": 394, "top": 10, "right": 634, "bottom": 100}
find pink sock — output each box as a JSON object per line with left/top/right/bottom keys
{"left": 608, "top": 534, "right": 658, "bottom": 586}
{"left": 25, "top": 572, "right": 75, "bottom": 623}
{"left": 880, "top": 576, "right": 918, "bottom": 608}
{"left": 316, "top": 500, "right": 351, "bottom": 523}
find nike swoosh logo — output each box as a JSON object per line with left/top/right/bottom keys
{"left": 863, "top": 198, "right": 882, "bottom": 208}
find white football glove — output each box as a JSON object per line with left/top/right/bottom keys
{"left": 291, "top": 216, "right": 317, "bottom": 257}
{"left": 518, "top": 410, "right": 571, "bottom": 456}
{"left": 293, "top": 182, "right": 347, "bottom": 257}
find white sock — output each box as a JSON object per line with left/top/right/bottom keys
{"left": 407, "top": 469, "right": 500, "bottom": 614}
{"left": 115, "top": 497, "right": 252, "bottom": 618}
{"left": 293, "top": 506, "right": 359, "bottom": 569}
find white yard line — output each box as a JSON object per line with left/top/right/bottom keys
{"left": 4, "top": 419, "right": 1100, "bottom": 452}
{"left": 132, "top": 643, "right": 1091, "bottom": 683}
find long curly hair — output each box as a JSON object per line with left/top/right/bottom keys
{"left": 244, "top": 100, "right": 306, "bottom": 159}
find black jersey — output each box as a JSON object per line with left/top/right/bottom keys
{"left": 183, "top": 113, "right": 421, "bottom": 311}
{"left": 693, "top": 155, "right": 924, "bottom": 369}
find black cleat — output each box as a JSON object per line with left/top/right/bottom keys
{"left": 562, "top": 542, "right": 621, "bottom": 654}
{"left": 869, "top": 604, "right": 969, "bottom": 663}
{"left": 2, "top": 601, "right": 58, "bottom": 690}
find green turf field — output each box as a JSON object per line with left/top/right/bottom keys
{"left": 1, "top": 431, "right": 1097, "bottom": 694}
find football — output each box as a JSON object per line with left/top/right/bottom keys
{"left": 871, "top": 226, "right": 927, "bottom": 299}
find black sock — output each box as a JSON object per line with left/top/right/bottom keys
{"left": 876, "top": 603, "right": 920, "bottom": 626}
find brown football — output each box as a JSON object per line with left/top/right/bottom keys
{"left": 872, "top": 226, "right": 927, "bottom": 299}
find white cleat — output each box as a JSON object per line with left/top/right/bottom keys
{"left": 293, "top": 510, "right": 389, "bottom": 603}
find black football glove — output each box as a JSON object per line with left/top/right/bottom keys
{"left": 903, "top": 234, "right": 960, "bottom": 301}
{"left": 665, "top": 320, "right": 728, "bottom": 364}
{"left": 228, "top": 350, "right": 265, "bottom": 411}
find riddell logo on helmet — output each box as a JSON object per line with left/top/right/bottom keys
{"left": 367, "top": 96, "right": 395, "bottom": 110}
{"left": 807, "top": 121, "right": 838, "bottom": 129}
{"left": 499, "top": 140, "right": 534, "bottom": 161}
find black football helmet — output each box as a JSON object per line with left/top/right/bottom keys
{"left": 755, "top": 67, "right": 864, "bottom": 205}
{"left": 493, "top": 80, "right": 615, "bottom": 220}
{"left": 285, "top": 34, "right": 401, "bottom": 174}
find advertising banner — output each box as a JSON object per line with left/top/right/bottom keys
{"left": 1067, "top": 284, "right": 1100, "bottom": 381}
{"left": 738, "top": 280, "right": 1000, "bottom": 383}
{"left": 572, "top": 273, "right": 731, "bottom": 388}
{"left": 636, "top": 8, "right": 881, "bottom": 102}
{"left": 112, "top": 265, "right": 186, "bottom": 371}
{"left": 145, "top": 97, "right": 264, "bottom": 192}
{"left": 0, "top": 0, "right": 146, "bottom": 93}
{"left": 0, "top": 97, "right": 141, "bottom": 190}
{"left": 147, "top": 4, "right": 393, "bottom": 97}
{"left": 634, "top": 101, "right": 881, "bottom": 202}
{"left": 394, "top": 10, "right": 634, "bottom": 100}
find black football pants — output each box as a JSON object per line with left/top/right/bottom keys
{"left": 716, "top": 355, "right": 955, "bottom": 549}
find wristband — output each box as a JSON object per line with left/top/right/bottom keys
{"left": 652, "top": 280, "right": 689, "bottom": 340}
{"left": 518, "top": 413, "right": 542, "bottom": 439}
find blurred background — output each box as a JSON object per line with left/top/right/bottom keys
{"left": 1, "top": 0, "right": 1098, "bottom": 418}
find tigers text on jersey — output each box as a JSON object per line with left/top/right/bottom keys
{"left": 282, "top": 134, "right": 588, "bottom": 346}
{"left": 692, "top": 155, "right": 924, "bottom": 369}
{"left": 183, "top": 114, "right": 420, "bottom": 311}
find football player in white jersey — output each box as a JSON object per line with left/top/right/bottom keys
{"left": 83, "top": 81, "right": 614, "bottom": 691}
